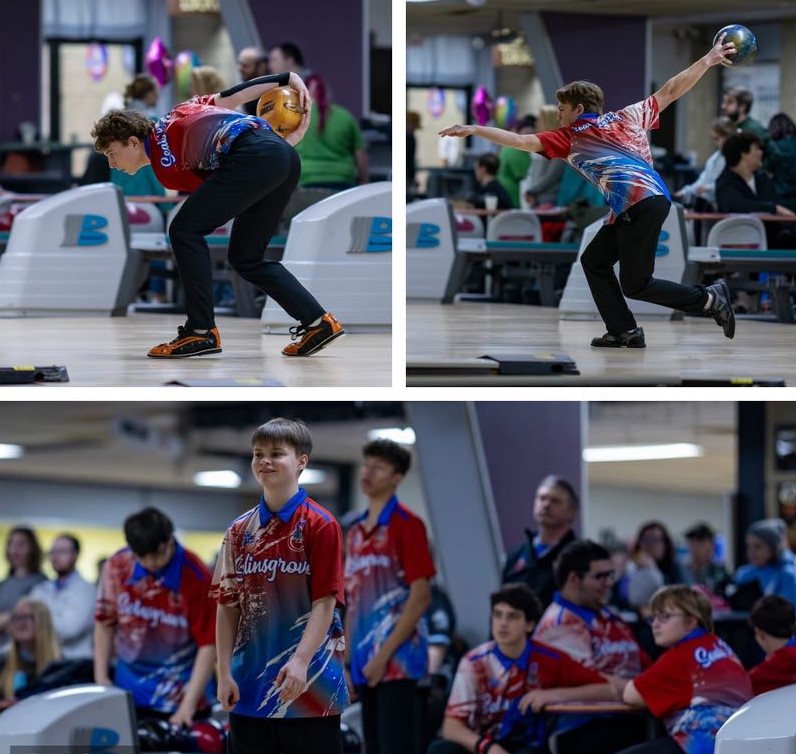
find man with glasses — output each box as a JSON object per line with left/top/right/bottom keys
{"left": 534, "top": 540, "right": 650, "bottom": 754}
{"left": 30, "top": 534, "right": 95, "bottom": 660}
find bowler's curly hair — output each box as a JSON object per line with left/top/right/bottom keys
{"left": 91, "top": 110, "right": 153, "bottom": 152}
{"left": 556, "top": 80, "right": 604, "bottom": 116}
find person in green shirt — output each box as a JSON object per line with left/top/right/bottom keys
{"left": 721, "top": 86, "right": 781, "bottom": 174}
{"left": 295, "top": 74, "right": 368, "bottom": 190}
{"left": 497, "top": 115, "right": 537, "bottom": 208}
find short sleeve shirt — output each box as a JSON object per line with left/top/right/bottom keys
{"left": 344, "top": 495, "right": 436, "bottom": 686}
{"left": 146, "top": 94, "right": 271, "bottom": 193}
{"left": 633, "top": 629, "right": 752, "bottom": 753}
{"left": 748, "top": 639, "right": 796, "bottom": 695}
{"left": 535, "top": 593, "right": 651, "bottom": 678}
{"left": 536, "top": 96, "right": 670, "bottom": 223}
{"left": 94, "top": 541, "right": 215, "bottom": 713}
{"left": 445, "top": 638, "right": 605, "bottom": 745}
{"left": 210, "top": 488, "right": 348, "bottom": 719}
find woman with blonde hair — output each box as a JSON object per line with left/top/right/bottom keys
{"left": 190, "top": 66, "right": 227, "bottom": 98}
{"left": 0, "top": 597, "right": 61, "bottom": 705}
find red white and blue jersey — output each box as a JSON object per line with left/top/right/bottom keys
{"left": 344, "top": 496, "right": 436, "bottom": 686}
{"left": 748, "top": 638, "right": 796, "bottom": 695}
{"left": 633, "top": 629, "right": 752, "bottom": 754}
{"left": 95, "top": 541, "right": 215, "bottom": 714}
{"left": 146, "top": 94, "right": 271, "bottom": 193}
{"left": 210, "top": 488, "right": 348, "bottom": 719}
{"left": 446, "top": 638, "right": 606, "bottom": 745}
{"left": 535, "top": 593, "right": 651, "bottom": 678}
{"left": 536, "top": 96, "right": 670, "bottom": 224}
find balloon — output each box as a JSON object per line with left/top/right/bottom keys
{"left": 85, "top": 43, "right": 108, "bottom": 82}
{"left": 174, "top": 50, "right": 201, "bottom": 100}
{"left": 494, "top": 96, "right": 517, "bottom": 129}
{"left": 470, "top": 86, "right": 493, "bottom": 126}
{"left": 427, "top": 87, "right": 445, "bottom": 118}
{"left": 145, "top": 37, "right": 173, "bottom": 87}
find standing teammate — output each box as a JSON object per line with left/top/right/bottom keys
{"left": 211, "top": 418, "right": 348, "bottom": 754}
{"left": 90, "top": 71, "right": 344, "bottom": 359}
{"left": 441, "top": 35, "right": 739, "bottom": 347}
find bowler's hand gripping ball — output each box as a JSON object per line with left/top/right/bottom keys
{"left": 256, "top": 87, "right": 306, "bottom": 137}
{"left": 714, "top": 24, "right": 758, "bottom": 67}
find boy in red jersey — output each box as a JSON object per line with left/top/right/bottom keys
{"left": 748, "top": 595, "right": 796, "bottom": 695}
{"left": 91, "top": 72, "right": 344, "bottom": 359}
{"left": 211, "top": 418, "right": 348, "bottom": 754}
{"left": 619, "top": 585, "right": 751, "bottom": 754}
{"left": 345, "top": 438, "right": 435, "bottom": 754}
{"left": 440, "top": 36, "right": 739, "bottom": 348}
{"left": 432, "top": 584, "right": 613, "bottom": 754}
{"left": 94, "top": 508, "right": 216, "bottom": 726}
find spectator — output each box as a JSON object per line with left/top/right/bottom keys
{"left": 295, "top": 73, "right": 368, "bottom": 190}
{"left": 535, "top": 540, "right": 650, "bottom": 754}
{"left": 626, "top": 522, "right": 685, "bottom": 608}
{"left": 608, "top": 542, "right": 633, "bottom": 612}
{"left": 465, "top": 153, "right": 512, "bottom": 210}
{"left": 430, "top": 584, "right": 612, "bottom": 754}
{"left": 408, "top": 111, "right": 421, "bottom": 193}
{"left": 681, "top": 523, "right": 733, "bottom": 597}
{"left": 720, "top": 86, "right": 781, "bottom": 174}
{"left": 237, "top": 47, "right": 269, "bottom": 116}
{"left": 345, "top": 438, "right": 435, "bottom": 754}
{"left": 269, "top": 43, "right": 311, "bottom": 80}
{"left": 747, "top": 595, "right": 796, "bottom": 695}
{"left": 619, "top": 585, "right": 752, "bottom": 754}
{"left": 211, "top": 418, "right": 348, "bottom": 754}
{"left": 124, "top": 74, "right": 159, "bottom": 119}
{"left": 94, "top": 508, "right": 216, "bottom": 726}
{"left": 190, "top": 66, "right": 226, "bottom": 98}
{"left": 0, "top": 598, "right": 61, "bottom": 710}
{"left": 498, "top": 115, "right": 537, "bottom": 208}
{"left": 30, "top": 534, "right": 95, "bottom": 660}
{"left": 502, "top": 475, "right": 579, "bottom": 607}
{"left": 674, "top": 116, "right": 737, "bottom": 209}
{"left": 767, "top": 112, "right": 796, "bottom": 212}
{"left": 524, "top": 105, "right": 565, "bottom": 209}
{"left": 0, "top": 527, "right": 46, "bottom": 651}
{"left": 735, "top": 519, "right": 796, "bottom": 605}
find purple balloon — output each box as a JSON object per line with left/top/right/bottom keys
{"left": 145, "top": 37, "right": 173, "bottom": 87}
{"left": 470, "top": 86, "right": 493, "bottom": 126}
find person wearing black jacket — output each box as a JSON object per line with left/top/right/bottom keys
{"left": 501, "top": 476, "right": 579, "bottom": 607}
{"left": 466, "top": 153, "right": 513, "bottom": 210}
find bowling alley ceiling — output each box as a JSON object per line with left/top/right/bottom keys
{"left": 0, "top": 402, "right": 738, "bottom": 496}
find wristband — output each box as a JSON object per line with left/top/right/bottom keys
{"left": 219, "top": 72, "right": 290, "bottom": 98}
{"left": 475, "top": 736, "right": 494, "bottom": 754}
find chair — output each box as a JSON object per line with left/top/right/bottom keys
{"left": 486, "top": 210, "right": 544, "bottom": 303}
{"left": 706, "top": 215, "right": 767, "bottom": 250}
{"left": 454, "top": 211, "right": 485, "bottom": 239}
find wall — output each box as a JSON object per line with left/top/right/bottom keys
{"left": 0, "top": 1, "right": 41, "bottom": 142}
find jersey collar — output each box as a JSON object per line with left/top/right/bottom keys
{"left": 493, "top": 637, "right": 533, "bottom": 672}
{"left": 675, "top": 627, "right": 708, "bottom": 646}
{"left": 376, "top": 495, "right": 400, "bottom": 526}
{"left": 554, "top": 591, "right": 598, "bottom": 624}
{"left": 129, "top": 539, "right": 186, "bottom": 591}
{"left": 785, "top": 637, "right": 796, "bottom": 648}
{"left": 259, "top": 487, "right": 308, "bottom": 525}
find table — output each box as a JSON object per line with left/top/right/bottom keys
{"left": 683, "top": 211, "right": 796, "bottom": 245}
{"left": 545, "top": 700, "right": 659, "bottom": 741}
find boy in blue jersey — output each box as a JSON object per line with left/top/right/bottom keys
{"left": 441, "top": 35, "right": 740, "bottom": 347}
{"left": 345, "top": 439, "right": 436, "bottom": 754}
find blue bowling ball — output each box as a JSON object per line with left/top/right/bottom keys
{"left": 713, "top": 24, "right": 758, "bottom": 67}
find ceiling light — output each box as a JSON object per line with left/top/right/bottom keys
{"left": 0, "top": 443, "right": 24, "bottom": 460}
{"left": 300, "top": 469, "right": 328, "bottom": 485}
{"left": 583, "top": 443, "right": 703, "bottom": 462}
{"left": 367, "top": 427, "right": 416, "bottom": 445}
{"left": 193, "top": 470, "right": 241, "bottom": 488}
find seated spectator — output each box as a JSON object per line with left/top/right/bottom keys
{"left": 0, "top": 527, "right": 46, "bottom": 651}
{"left": 466, "top": 153, "right": 513, "bottom": 211}
{"left": 502, "top": 476, "right": 579, "bottom": 607}
{"left": 608, "top": 542, "right": 633, "bottom": 612}
{"left": 0, "top": 598, "right": 61, "bottom": 710}
{"left": 747, "top": 595, "right": 796, "bottom": 695}
{"left": 429, "top": 584, "right": 612, "bottom": 754}
{"left": 735, "top": 519, "right": 796, "bottom": 605}
{"left": 767, "top": 112, "right": 796, "bottom": 212}
{"left": 524, "top": 105, "right": 564, "bottom": 210}
{"left": 124, "top": 74, "right": 159, "bottom": 119}
{"left": 674, "top": 116, "right": 737, "bottom": 209}
{"left": 721, "top": 86, "right": 781, "bottom": 174}
{"left": 535, "top": 540, "right": 650, "bottom": 754}
{"left": 498, "top": 115, "right": 537, "bottom": 209}
{"left": 619, "top": 585, "right": 752, "bottom": 754}
{"left": 30, "top": 534, "right": 96, "bottom": 660}
{"left": 682, "top": 523, "right": 733, "bottom": 598}
{"left": 627, "top": 522, "right": 685, "bottom": 601}
{"left": 190, "top": 66, "right": 226, "bottom": 98}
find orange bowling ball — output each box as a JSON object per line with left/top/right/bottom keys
{"left": 256, "top": 86, "right": 306, "bottom": 137}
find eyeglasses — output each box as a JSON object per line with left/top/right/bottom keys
{"left": 647, "top": 612, "right": 687, "bottom": 624}
{"left": 581, "top": 569, "right": 615, "bottom": 583}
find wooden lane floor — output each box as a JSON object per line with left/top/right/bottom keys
{"left": 407, "top": 301, "right": 796, "bottom": 386}
{"left": 0, "top": 315, "right": 391, "bottom": 387}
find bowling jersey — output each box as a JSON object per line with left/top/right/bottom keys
{"left": 633, "top": 629, "right": 752, "bottom": 754}
{"left": 146, "top": 94, "right": 271, "bottom": 192}
{"left": 536, "top": 96, "right": 670, "bottom": 224}
{"left": 446, "top": 638, "right": 606, "bottom": 746}
{"left": 344, "top": 495, "right": 436, "bottom": 686}
{"left": 210, "top": 488, "right": 348, "bottom": 719}
{"left": 748, "top": 638, "right": 796, "bottom": 695}
{"left": 95, "top": 541, "right": 215, "bottom": 713}
{"left": 535, "top": 593, "right": 651, "bottom": 678}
